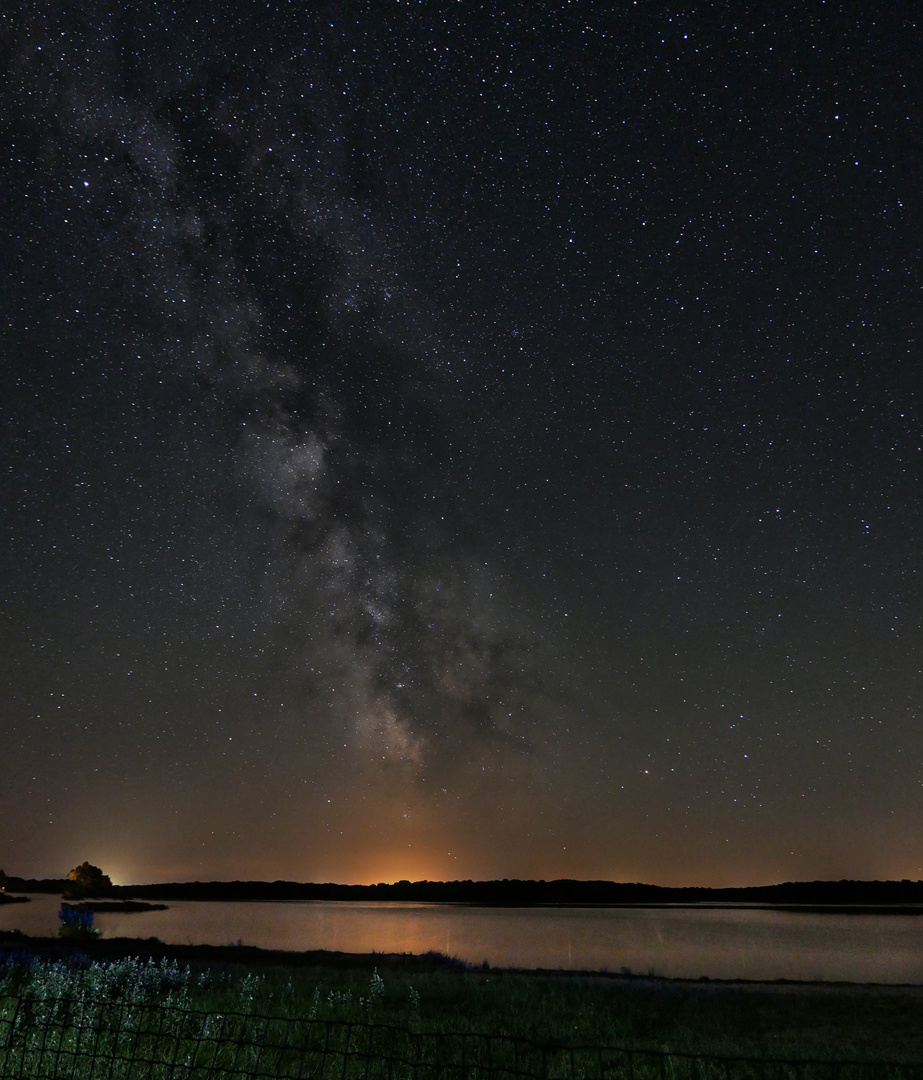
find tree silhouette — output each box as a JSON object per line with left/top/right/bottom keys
{"left": 66, "top": 862, "right": 112, "bottom": 895}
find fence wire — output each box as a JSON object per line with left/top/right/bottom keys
{"left": 1, "top": 993, "right": 921, "bottom": 1080}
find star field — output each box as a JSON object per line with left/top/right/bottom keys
{"left": 1, "top": 2, "right": 920, "bottom": 887}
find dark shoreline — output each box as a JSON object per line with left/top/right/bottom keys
{"left": 5, "top": 893, "right": 923, "bottom": 917}
{"left": 0, "top": 929, "right": 468, "bottom": 974}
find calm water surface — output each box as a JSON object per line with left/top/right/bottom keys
{"left": 2, "top": 894, "right": 921, "bottom": 984}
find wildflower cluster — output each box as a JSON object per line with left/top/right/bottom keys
{"left": 0, "top": 953, "right": 193, "bottom": 1006}
{"left": 0, "top": 952, "right": 425, "bottom": 1032}
{"left": 237, "top": 972, "right": 264, "bottom": 1009}
{"left": 58, "top": 905, "right": 98, "bottom": 938}
{"left": 359, "top": 969, "right": 385, "bottom": 1010}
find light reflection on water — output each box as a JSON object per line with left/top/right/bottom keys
{"left": 2, "top": 894, "right": 921, "bottom": 983}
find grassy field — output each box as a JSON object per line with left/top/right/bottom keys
{"left": 1, "top": 942, "right": 922, "bottom": 1065}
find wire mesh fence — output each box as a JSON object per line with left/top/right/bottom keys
{"left": 2, "top": 992, "right": 921, "bottom": 1080}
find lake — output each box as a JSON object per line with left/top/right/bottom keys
{"left": 2, "top": 894, "right": 921, "bottom": 983}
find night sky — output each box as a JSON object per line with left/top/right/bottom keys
{"left": 2, "top": 3, "right": 921, "bottom": 888}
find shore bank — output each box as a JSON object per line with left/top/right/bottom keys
{"left": 4, "top": 930, "right": 923, "bottom": 1058}
{"left": 3, "top": 928, "right": 922, "bottom": 994}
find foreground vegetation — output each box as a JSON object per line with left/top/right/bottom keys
{"left": 1, "top": 946, "right": 922, "bottom": 1066}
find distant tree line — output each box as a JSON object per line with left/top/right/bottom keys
{"left": 2, "top": 870, "right": 922, "bottom": 906}
{"left": 106, "top": 877, "right": 923, "bottom": 906}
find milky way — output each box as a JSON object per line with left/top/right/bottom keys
{"left": 2, "top": 3, "right": 920, "bottom": 886}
